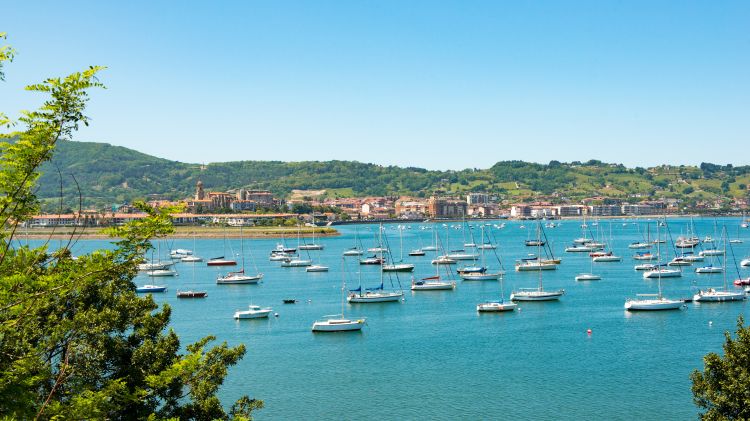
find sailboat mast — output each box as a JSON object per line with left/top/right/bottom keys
{"left": 537, "top": 222, "right": 543, "bottom": 291}
{"left": 240, "top": 226, "right": 245, "bottom": 270}
{"left": 341, "top": 258, "right": 346, "bottom": 316}
{"left": 722, "top": 226, "right": 728, "bottom": 290}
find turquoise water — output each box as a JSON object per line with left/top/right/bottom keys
{"left": 40, "top": 218, "right": 750, "bottom": 419}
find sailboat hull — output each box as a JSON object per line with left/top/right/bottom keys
{"left": 692, "top": 291, "right": 746, "bottom": 302}
{"left": 411, "top": 281, "right": 455, "bottom": 290}
{"left": 217, "top": 274, "right": 263, "bottom": 284}
{"left": 348, "top": 292, "right": 403, "bottom": 303}
{"left": 312, "top": 319, "right": 365, "bottom": 332}
{"left": 477, "top": 302, "right": 517, "bottom": 312}
{"left": 643, "top": 269, "right": 682, "bottom": 279}
{"left": 461, "top": 272, "right": 503, "bottom": 281}
{"left": 207, "top": 260, "right": 237, "bottom": 266}
{"left": 382, "top": 264, "right": 415, "bottom": 272}
{"left": 624, "top": 299, "right": 684, "bottom": 311}
{"left": 510, "top": 290, "right": 564, "bottom": 301}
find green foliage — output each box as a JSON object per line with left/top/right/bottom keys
{"left": 0, "top": 34, "right": 259, "bottom": 419}
{"left": 691, "top": 316, "right": 750, "bottom": 420}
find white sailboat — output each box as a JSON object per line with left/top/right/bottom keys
{"left": 693, "top": 227, "right": 746, "bottom": 303}
{"left": 626, "top": 222, "right": 684, "bottom": 311}
{"left": 461, "top": 226, "right": 504, "bottom": 281}
{"left": 207, "top": 227, "right": 238, "bottom": 266}
{"left": 477, "top": 274, "right": 517, "bottom": 312}
{"left": 348, "top": 230, "right": 403, "bottom": 303}
{"left": 576, "top": 250, "right": 601, "bottom": 281}
{"left": 313, "top": 260, "right": 366, "bottom": 332}
{"left": 644, "top": 225, "right": 682, "bottom": 278}
{"left": 382, "top": 226, "right": 415, "bottom": 272}
{"left": 511, "top": 222, "right": 564, "bottom": 301}
{"left": 629, "top": 222, "right": 653, "bottom": 249}
{"left": 343, "top": 227, "right": 364, "bottom": 256}
{"left": 217, "top": 227, "right": 263, "bottom": 284}
{"left": 299, "top": 222, "right": 324, "bottom": 250}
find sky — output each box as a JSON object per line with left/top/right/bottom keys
{"left": 1, "top": 1, "right": 749, "bottom": 170}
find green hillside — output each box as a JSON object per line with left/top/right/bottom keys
{"left": 35, "top": 140, "right": 750, "bottom": 211}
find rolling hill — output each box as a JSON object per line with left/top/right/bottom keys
{"left": 35, "top": 140, "right": 750, "bottom": 211}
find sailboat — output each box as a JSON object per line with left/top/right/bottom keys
{"left": 695, "top": 240, "right": 724, "bottom": 274}
{"left": 420, "top": 228, "right": 438, "bottom": 252}
{"left": 348, "top": 246, "right": 404, "bottom": 303}
{"left": 217, "top": 227, "right": 263, "bottom": 284}
{"left": 511, "top": 222, "right": 565, "bottom": 301}
{"left": 643, "top": 219, "right": 682, "bottom": 279}
{"left": 135, "top": 284, "right": 167, "bottom": 293}
{"left": 572, "top": 214, "right": 593, "bottom": 244}
{"left": 299, "top": 221, "right": 324, "bottom": 250}
{"left": 624, "top": 285, "right": 684, "bottom": 311}
{"left": 477, "top": 274, "right": 517, "bottom": 312}
{"left": 625, "top": 223, "right": 684, "bottom": 311}
{"left": 629, "top": 222, "right": 653, "bottom": 249}
{"left": 412, "top": 227, "right": 456, "bottom": 291}
{"left": 592, "top": 223, "right": 621, "bottom": 262}
{"left": 343, "top": 227, "right": 365, "bottom": 256}
{"left": 139, "top": 240, "right": 176, "bottom": 272}
{"left": 693, "top": 227, "right": 746, "bottom": 302}
{"left": 382, "top": 225, "right": 415, "bottom": 272}
{"left": 410, "top": 274, "right": 456, "bottom": 291}
{"left": 207, "top": 228, "right": 238, "bottom": 266}
{"left": 313, "top": 259, "right": 366, "bottom": 332}
{"left": 181, "top": 234, "right": 203, "bottom": 262}
{"left": 576, "top": 248, "right": 601, "bottom": 281}
{"left": 461, "top": 226, "right": 504, "bottom": 281}
{"left": 515, "top": 223, "right": 558, "bottom": 272}
{"left": 177, "top": 250, "right": 208, "bottom": 298}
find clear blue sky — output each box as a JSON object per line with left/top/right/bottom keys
{"left": 2, "top": 1, "right": 748, "bottom": 170}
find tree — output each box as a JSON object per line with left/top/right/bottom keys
{"left": 691, "top": 316, "right": 750, "bottom": 420}
{"left": 0, "top": 34, "right": 261, "bottom": 419}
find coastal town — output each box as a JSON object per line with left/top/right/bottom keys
{"left": 26, "top": 179, "right": 750, "bottom": 228}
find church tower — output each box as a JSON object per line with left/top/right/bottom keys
{"left": 195, "top": 180, "right": 205, "bottom": 200}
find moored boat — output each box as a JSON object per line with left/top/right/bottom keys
{"left": 135, "top": 284, "right": 167, "bottom": 293}
{"left": 233, "top": 305, "right": 273, "bottom": 319}
{"left": 176, "top": 290, "right": 207, "bottom": 298}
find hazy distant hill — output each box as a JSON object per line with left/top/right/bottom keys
{"left": 36, "top": 140, "right": 750, "bottom": 211}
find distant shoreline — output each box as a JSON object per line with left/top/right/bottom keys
{"left": 11, "top": 226, "right": 341, "bottom": 240}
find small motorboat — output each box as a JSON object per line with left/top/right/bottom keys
{"left": 282, "top": 299, "right": 298, "bottom": 304}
